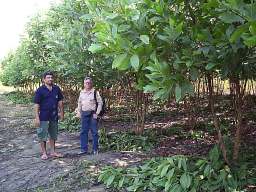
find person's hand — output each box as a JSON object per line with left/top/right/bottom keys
{"left": 93, "top": 113, "right": 98, "bottom": 119}
{"left": 35, "top": 117, "right": 40, "bottom": 127}
{"left": 75, "top": 112, "right": 81, "bottom": 118}
{"left": 59, "top": 112, "right": 64, "bottom": 121}
{"left": 75, "top": 108, "right": 81, "bottom": 118}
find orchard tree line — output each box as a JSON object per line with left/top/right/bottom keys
{"left": 1, "top": 0, "right": 256, "bottom": 166}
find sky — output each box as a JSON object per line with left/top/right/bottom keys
{"left": 0, "top": 0, "right": 60, "bottom": 60}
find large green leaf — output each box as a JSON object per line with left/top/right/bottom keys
{"left": 79, "top": 14, "right": 92, "bottom": 21}
{"left": 143, "top": 84, "right": 158, "bottom": 93}
{"left": 190, "top": 68, "right": 199, "bottom": 81}
{"left": 249, "top": 22, "right": 256, "bottom": 35}
{"left": 230, "top": 24, "right": 249, "bottom": 43}
{"left": 161, "top": 164, "right": 170, "bottom": 177}
{"left": 170, "top": 184, "right": 183, "bottom": 192}
{"left": 106, "top": 175, "right": 115, "bottom": 186}
{"left": 176, "top": 22, "right": 183, "bottom": 33}
{"left": 112, "top": 53, "right": 130, "bottom": 70}
{"left": 118, "top": 177, "right": 125, "bottom": 188}
{"left": 175, "top": 84, "right": 182, "bottom": 102}
{"left": 140, "top": 35, "right": 150, "bottom": 44}
{"left": 111, "top": 24, "right": 118, "bottom": 38}
{"left": 209, "top": 145, "right": 220, "bottom": 164}
{"left": 205, "top": 63, "right": 216, "bottom": 70}
{"left": 118, "top": 24, "right": 131, "bottom": 32}
{"left": 182, "top": 82, "right": 194, "bottom": 95}
{"left": 157, "top": 34, "right": 169, "bottom": 42}
{"left": 153, "top": 89, "right": 168, "bottom": 100}
{"left": 88, "top": 44, "right": 104, "bottom": 53}
{"left": 130, "top": 54, "right": 140, "bottom": 71}
{"left": 167, "top": 168, "right": 175, "bottom": 179}
{"left": 219, "top": 12, "right": 244, "bottom": 24}
{"left": 165, "top": 181, "right": 172, "bottom": 192}
{"left": 180, "top": 173, "right": 192, "bottom": 189}
{"left": 204, "top": 165, "right": 211, "bottom": 177}
{"left": 203, "top": 0, "right": 220, "bottom": 9}
{"left": 243, "top": 35, "right": 256, "bottom": 47}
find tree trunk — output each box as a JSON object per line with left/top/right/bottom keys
{"left": 185, "top": 97, "right": 196, "bottom": 130}
{"left": 207, "top": 74, "right": 230, "bottom": 165}
{"left": 232, "top": 78, "right": 245, "bottom": 161}
{"left": 134, "top": 90, "right": 146, "bottom": 134}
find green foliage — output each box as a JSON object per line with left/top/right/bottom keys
{"left": 4, "top": 91, "right": 32, "bottom": 104}
{"left": 98, "top": 146, "right": 249, "bottom": 191}
{"left": 87, "top": 0, "right": 256, "bottom": 101}
{"left": 99, "top": 128, "right": 159, "bottom": 152}
{"left": 0, "top": 0, "right": 118, "bottom": 89}
{"left": 59, "top": 112, "right": 81, "bottom": 132}
{"left": 1, "top": 0, "right": 256, "bottom": 101}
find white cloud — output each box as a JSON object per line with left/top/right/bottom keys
{"left": 0, "top": 0, "right": 60, "bottom": 60}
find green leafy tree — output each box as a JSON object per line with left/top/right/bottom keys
{"left": 87, "top": 0, "right": 256, "bottom": 162}
{"left": 1, "top": 0, "right": 118, "bottom": 95}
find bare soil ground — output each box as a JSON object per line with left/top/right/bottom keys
{"left": 1, "top": 91, "right": 255, "bottom": 191}
{"left": 0, "top": 94, "right": 146, "bottom": 192}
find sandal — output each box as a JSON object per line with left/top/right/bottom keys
{"left": 50, "top": 152, "right": 63, "bottom": 158}
{"left": 41, "top": 154, "right": 48, "bottom": 160}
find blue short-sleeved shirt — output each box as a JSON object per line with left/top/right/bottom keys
{"left": 34, "top": 85, "right": 64, "bottom": 121}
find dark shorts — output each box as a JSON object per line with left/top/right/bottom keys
{"left": 37, "top": 121, "right": 58, "bottom": 142}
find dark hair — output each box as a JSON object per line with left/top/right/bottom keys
{"left": 84, "top": 76, "right": 92, "bottom": 81}
{"left": 43, "top": 71, "right": 54, "bottom": 79}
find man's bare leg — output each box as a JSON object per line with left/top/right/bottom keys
{"left": 40, "top": 141, "right": 48, "bottom": 160}
{"left": 49, "top": 139, "right": 63, "bottom": 157}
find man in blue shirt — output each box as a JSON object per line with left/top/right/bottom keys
{"left": 34, "top": 71, "right": 64, "bottom": 160}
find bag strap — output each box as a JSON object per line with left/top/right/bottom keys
{"left": 94, "top": 90, "right": 98, "bottom": 112}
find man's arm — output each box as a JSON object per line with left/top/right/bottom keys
{"left": 34, "top": 89, "right": 41, "bottom": 127}
{"left": 58, "top": 100, "right": 64, "bottom": 121}
{"left": 35, "top": 104, "right": 40, "bottom": 127}
{"left": 95, "top": 91, "right": 103, "bottom": 115}
{"left": 57, "top": 87, "right": 64, "bottom": 121}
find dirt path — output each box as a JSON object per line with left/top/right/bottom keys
{"left": 0, "top": 94, "right": 145, "bottom": 192}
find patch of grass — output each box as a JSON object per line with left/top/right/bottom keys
{"left": 246, "top": 111, "right": 256, "bottom": 121}
{"left": 109, "top": 114, "right": 135, "bottom": 123}
{"left": 160, "top": 125, "right": 212, "bottom": 141}
{"left": 4, "top": 91, "right": 33, "bottom": 104}
{"left": 99, "top": 128, "right": 161, "bottom": 152}
{"left": 34, "top": 187, "right": 44, "bottom": 192}
{"left": 59, "top": 112, "right": 80, "bottom": 132}
{"left": 239, "top": 144, "right": 256, "bottom": 181}
{"left": 111, "top": 105, "right": 130, "bottom": 114}
{"left": 161, "top": 126, "right": 185, "bottom": 136}
{"left": 147, "top": 110, "right": 180, "bottom": 121}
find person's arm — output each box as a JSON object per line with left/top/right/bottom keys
{"left": 34, "top": 90, "right": 41, "bottom": 127}
{"left": 58, "top": 100, "right": 64, "bottom": 121}
{"left": 58, "top": 87, "right": 64, "bottom": 121}
{"left": 95, "top": 91, "right": 103, "bottom": 115}
{"left": 35, "top": 104, "right": 40, "bottom": 127}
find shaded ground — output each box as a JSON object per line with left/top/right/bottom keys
{"left": 0, "top": 94, "right": 146, "bottom": 192}
{"left": 1, "top": 91, "right": 255, "bottom": 191}
{"left": 103, "top": 95, "right": 256, "bottom": 158}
